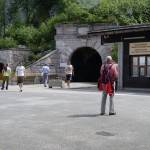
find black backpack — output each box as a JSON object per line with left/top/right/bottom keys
{"left": 102, "top": 64, "right": 113, "bottom": 84}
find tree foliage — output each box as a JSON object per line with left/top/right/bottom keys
{"left": 89, "top": 0, "right": 150, "bottom": 25}
{"left": 8, "top": 0, "right": 56, "bottom": 26}
{"left": 0, "top": 0, "right": 150, "bottom": 61}
{"left": 0, "top": 37, "right": 18, "bottom": 48}
{"left": 109, "top": 43, "right": 118, "bottom": 63}
{"left": 0, "top": 0, "right": 4, "bottom": 36}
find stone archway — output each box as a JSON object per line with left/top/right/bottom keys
{"left": 71, "top": 47, "right": 102, "bottom": 82}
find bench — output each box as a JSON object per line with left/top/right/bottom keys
{"left": 36, "top": 74, "right": 59, "bottom": 84}
{"left": 11, "top": 76, "right": 35, "bottom": 85}
{"left": 24, "top": 76, "right": 36, "bottom": 84}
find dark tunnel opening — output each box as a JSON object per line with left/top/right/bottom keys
{"left": 71, "top": 47, "right": 102, "bottom": 82}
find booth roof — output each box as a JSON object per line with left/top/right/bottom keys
{"left": 88, "top": 23, "right": 150, "bottom": 36}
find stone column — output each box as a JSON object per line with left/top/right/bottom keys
{"left": 118, "top": 42, "right": 123, "bottom": 90}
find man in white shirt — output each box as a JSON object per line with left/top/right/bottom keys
{"left": 42, "top": 64, "right": 50, "bottom": 87}
{"left": 15, "top": 62, "right": 26, "bottom": 92}
{"left": 65, "top": 61, "right": 74, "bottom": 87}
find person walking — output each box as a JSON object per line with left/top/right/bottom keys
{"left": 15, "top": 63, "right": 26, "bottom": 92}
{"left": 112, "top": 60, "right": 118, "bottom": 92}
{"left": 100, "top": 56, "right": 118, "bottom": 116}
{"left": 42, "top": 63, "right": 50, "bottom": 87}
{"left": 1, "top": 64, "right": 11, "bottom": 90}
{"left": 65, "top": 60, "right": 74, "bottom": 88}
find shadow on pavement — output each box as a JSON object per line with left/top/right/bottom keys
{"left": 67, "top": 114, "right": 100, "bottom": 118}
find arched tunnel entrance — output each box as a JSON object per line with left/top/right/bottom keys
{"left": 71, "top": 47, "right": 102, "bottom": 82}
{"left": 0, "top": 63, "right": 4, "bottom": 80}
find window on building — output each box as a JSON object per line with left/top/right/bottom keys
{"left": 131, "top": 56, "right": 150, "bottom": 77}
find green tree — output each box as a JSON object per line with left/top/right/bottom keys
{"left": 0, "top": 0, "right": 5, "bottom": 37}
{"left": 1, "top": 0, "right": 150, "bottom": 62}
{"left": 8, "top": 0, "right": 55, "bottom": 26}
{"left": 0, "top": 37, "right": 18, "bottom": 49}
{"left": 89, "top": 0, "right": 150, "bottom": 25}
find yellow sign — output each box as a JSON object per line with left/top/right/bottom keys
{"left": 129, "top": 42, "right": 150, "bottom": 55}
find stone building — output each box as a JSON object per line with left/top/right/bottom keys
{"left": 26, "top": 23, "right": 116, "bottom": 83}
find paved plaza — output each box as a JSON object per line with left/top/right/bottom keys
{"left": 0, "top": 83, "right": 150, "bottom": 150}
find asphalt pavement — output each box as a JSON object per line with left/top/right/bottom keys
{"left": 0, "top": 83, "right": 150, "bottom": 150}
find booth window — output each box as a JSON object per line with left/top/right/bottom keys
{"left": 131, "top": 56, "right": 150, "bottom": 77}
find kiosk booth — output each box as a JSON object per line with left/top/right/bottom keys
{"left": 89, "top": 24, "right": 150, "bottom": 90}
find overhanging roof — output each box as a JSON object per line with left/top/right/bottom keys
{"left": 88, "top": 23, "right": 150, "bottom": 35}
{"left": 88, "top": 24, "right": 150, "bottom": 44}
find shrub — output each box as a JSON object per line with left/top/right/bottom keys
{"left": 0, "top": 37, "right": 18, "bottom": 49}
{"left": 16, "top": 26, "right": 40, "bottom": 45}
{"left": 7, "top": 25, "right": 40, "bottom": 45}
{"left": 28, "top": 53, "right": 42, "bottom": 61}
{"left": 109, "top": 43, "right": 118, "bottom": 63}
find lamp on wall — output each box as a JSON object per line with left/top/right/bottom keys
{"left": 104, "top": 35, "right": 109, "bottom": 39}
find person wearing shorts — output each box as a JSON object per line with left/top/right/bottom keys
{"left": 15, "top": 63, "right": 26, "bottom": 92}
{"left": 65, "top": 60, "right": 74, "bottom": 88}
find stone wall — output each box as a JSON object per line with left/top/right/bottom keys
{"left": 0, "top": 48, "right": 30, "bottom": 70}
{"left": 25, "top": 50, "right": 61, "bottom": 83}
